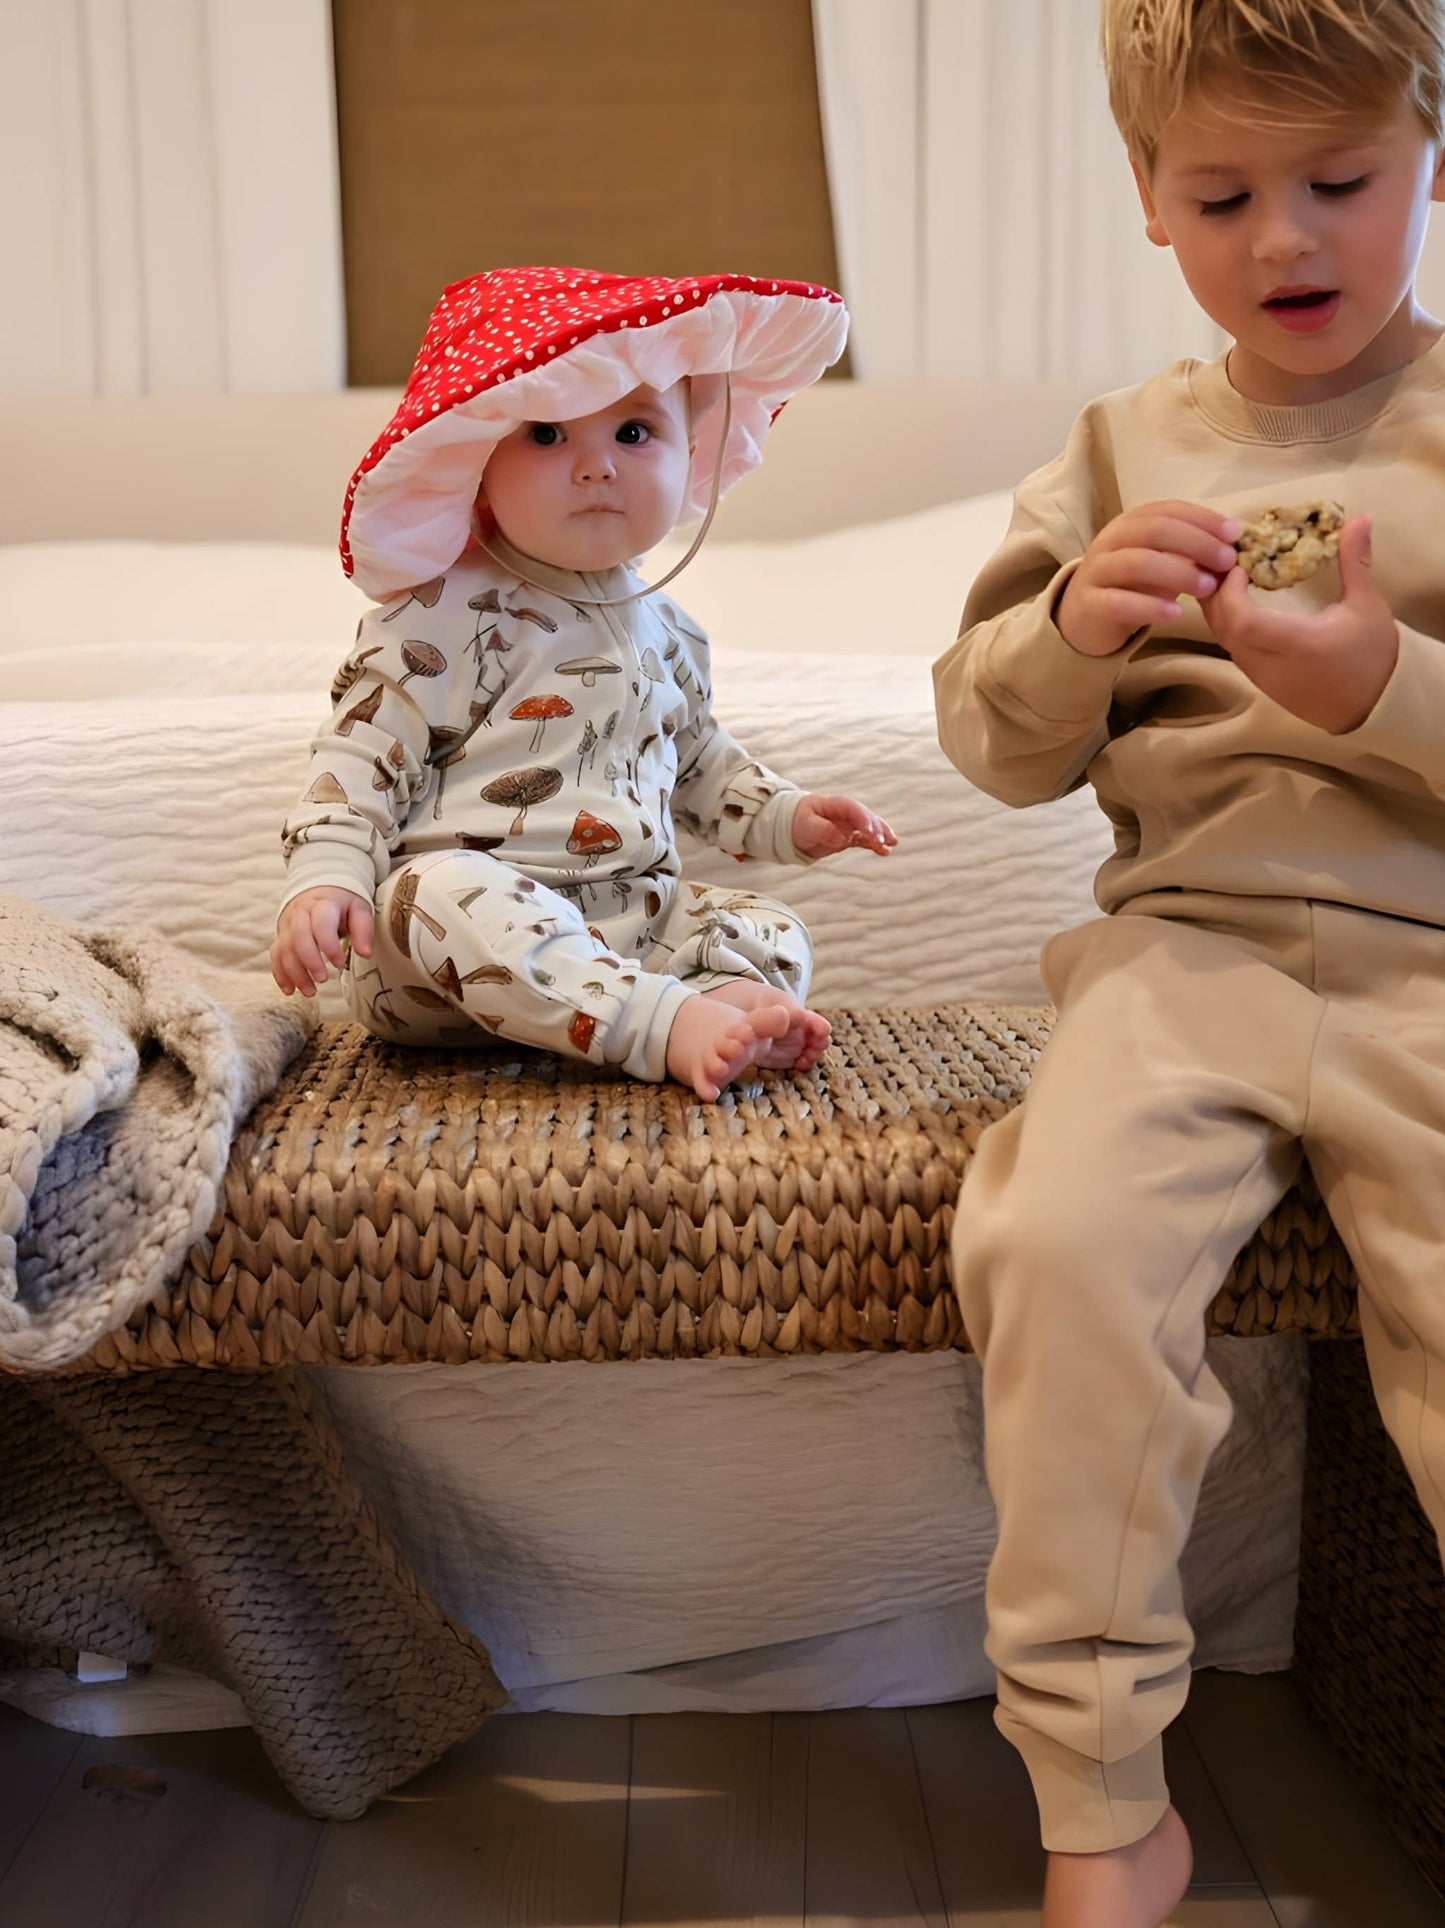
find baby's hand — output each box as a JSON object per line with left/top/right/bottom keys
{"left": 1201, "top": 515, "right": 1397, "bottom": 734}
{"left": 792, "top": 794, "right": 897, "bottom": 859}
{"left": 271, "top": 887, "right": 375, "bottom": 998}
{"left": 1057, "top": 500, "right": 1243, "bottom": 656}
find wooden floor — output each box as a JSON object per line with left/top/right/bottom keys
{"left": 0, "top": 1671, "right": 1440, "bottom": 1926}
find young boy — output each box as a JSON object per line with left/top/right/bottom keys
{"left": 933, "top": 4, "right": 1445, "bottom": 1922}
{"left": 272, "top": 269, "right": 895, "bottom": 1101}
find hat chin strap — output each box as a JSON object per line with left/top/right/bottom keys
{"left": 473, "top": 373, "right": 732, "bottom": 609}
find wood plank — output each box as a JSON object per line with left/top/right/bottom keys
{"left": 294, "top": 1712, "right": 630, "bottom": 1928}
{"left": 907, "top": 1698, "right": 1261, "bottom": 1920}
{"left": 1172, "top": 1893, "right": 1281, "bottom": 1926}
{"left": 804, "top": 1709, "right": 947, "bottom": 1928}
{"left": 1164, "top": 1721, "right": 1261, "bottom": 1890}
{"left": 622, "top": 1711, "right": 807, "bottom": 1926}
{"left": 906, "top": 1698, "right": 1043, "bottom": 1922}
{"left": 0, "top": 1725, "right": 321, "bottom": 1928}
{"left": 1185, "top": 1671, "right": 1445, "bottom": 1927}
{"left": 0, "top": 1705, "right": 82, "bottom": 1884}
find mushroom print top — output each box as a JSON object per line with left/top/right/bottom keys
{"left": 280, "top": 533, "right": 807, "bottom": 910}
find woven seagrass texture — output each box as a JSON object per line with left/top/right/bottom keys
{"left": 0, "top": 1369, "right": 505, "bottom": 1818}
{"left": 1293, "top": 1340, "right": 1445, "bottom": 1889}
{"left": 72, "top": 1007, "right": 1361, "bottom": 1374}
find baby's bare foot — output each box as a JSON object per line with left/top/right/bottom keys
{"left": 666, "top": 992, "right": 792, "bottom": 1102}
{"left": 1041, "top": 1805, "right": 1192, "bottom": 1928}
{"left": 701, "top": 980, "right": 831, "bottom": 1072}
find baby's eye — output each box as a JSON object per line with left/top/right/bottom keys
{"left": 615, "top": 420, "right": 652, "bottom": 445}
{"left": 528, "top": 423, "right": 563, "bottom": 447}
{"left": 1199, "top": 191, "right": 1248, "bottom": 216}
{"left": 1313, "top": 175, "right": 1369, "bottom": 197}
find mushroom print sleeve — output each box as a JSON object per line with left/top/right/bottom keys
{"left": 657, "top": 600, "right": 808, "bottom": 865}
{"left": 280, "top": 569, "right": 509, "bottom": 911}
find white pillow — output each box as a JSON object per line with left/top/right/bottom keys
{"left": 0, "top": 540, "right": 358, "bottom": 699}
{"left": 0, "top": 540, "right": 367, "bottom": 657}
{"left": 645, "top": 493, "right": 1014, "bottom": 660}
{"left": 0, "top": 493, "right": 1015, "bottom": 699}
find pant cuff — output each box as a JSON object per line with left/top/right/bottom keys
{"left": 995, "top": 1704, "right": 1169, "bottom": 1853}
{"left": 604, "top": 974, "right": 694, "bottom": 1083}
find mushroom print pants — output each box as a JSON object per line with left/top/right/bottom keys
{"left": 342, "top": 851, "right": 814, "bottom": 1083}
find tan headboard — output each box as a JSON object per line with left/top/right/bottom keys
{"left": 332, "top": 0, "right": 844, "bottom": 386}
{"left": 0, "top": 379, "right": 1097, "bottom": 546}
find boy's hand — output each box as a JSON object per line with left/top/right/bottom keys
{"left": 1201, "top": 516, "right": 1397, "bottom": 734}
{"left": 1056, "top": 501, "right": 1243, "bottom": 656}
{"left": 792, "top": 795, "right": 897, "bottom": 859}
{"left": 271, "top": 887, "right": 375, "bottom": 997}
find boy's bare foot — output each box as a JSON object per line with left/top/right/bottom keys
{"left": 1042, "top": 1806, "right": 1193, "bottom": 1928}
{"left": 666, "top": 992, "right": 793, "bottom": 1101}
{"left": 701, "top": 979, "right": 831, "bottom": 1072}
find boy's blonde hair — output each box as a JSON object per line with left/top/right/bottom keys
{"left": 1103, "top": 0, "right": 1445, "bottom": 169}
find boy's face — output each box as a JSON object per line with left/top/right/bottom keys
{"left": 1137, "top": 94, "right": 1445, "bottom": 395}
{"left": 480, "top": 382, "right": 692, "bottom": 572}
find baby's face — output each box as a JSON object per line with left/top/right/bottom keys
{"left": 481, "top": 382, "right": 692, "bottom": 572}
{"left": 1139, "top": 93, "right": 1445, "bottom": 391}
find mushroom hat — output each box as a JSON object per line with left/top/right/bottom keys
{"left": 340, "top": 266, "right": 849, "bottom": 601}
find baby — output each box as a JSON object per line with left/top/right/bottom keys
{"left": 272, "top": 268, "right": 895, "bottom": 1100}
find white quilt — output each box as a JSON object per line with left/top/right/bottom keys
{"left": 0, "top": 501, "right": 1109, "bottom": 1006}
{"left": 0, "top": 504, "right": 1302, "bottom": 1726}
{"left": 317, "top": 1342, "right": 1303, "bottom": 1715}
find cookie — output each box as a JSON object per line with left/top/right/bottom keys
{"left": 1234, "top": 501, "right": 1344, "bottom": 590}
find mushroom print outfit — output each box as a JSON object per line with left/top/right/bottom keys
{"left": 283, "top": 540, "right": 814, "bottom": 1075}
{"left": 280, "top": 267, "right": 849, "bottom": 1080}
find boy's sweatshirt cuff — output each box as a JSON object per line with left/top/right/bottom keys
{"left": 982, "top": 562, "right": 1134, "bottom": 725}
{"left": 1339, "top": 622, "right": 1445, "bottom": 779}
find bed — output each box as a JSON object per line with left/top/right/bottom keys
{"left": 0, "top": 379, "right": 1305, "bottom": 1732}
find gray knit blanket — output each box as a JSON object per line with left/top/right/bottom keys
{"left": 0, "top": 895, "right": 316, "bottom": 1370}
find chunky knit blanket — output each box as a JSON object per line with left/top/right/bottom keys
{"left": 0, "top": 897, "right": 506, "bottom": 1813}
{"left": 0, "top": 895, "right": 316, "bottom": 1370}
{"left": 0, "top": 1366, "right": 507, "bottom": 1817}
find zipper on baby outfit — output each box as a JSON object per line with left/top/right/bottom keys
{"left": 584, "top": 577, "right": 646, "bottom": 746}
{"left": 580, "top": 577, "right": 670, "bottom": 870}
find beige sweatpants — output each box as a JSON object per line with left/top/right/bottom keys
{"left": 954, "top": 890, "right": 1445, "bottom": 1853}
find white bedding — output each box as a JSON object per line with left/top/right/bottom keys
{"left": 0, "top": 501, "right": 1302, "bottom": 1728}
{"left": 0, "top": 492, "right": 1015, "bottom": 664}
{"left": 0, "top": 500, "right": 1109, "bottom": 1006}
{"left": 1, "top": 1341, "right": 1306, "bottom": 1733}
{"left": 317, "top": 1341, "right": 1303, "bottom": 1714}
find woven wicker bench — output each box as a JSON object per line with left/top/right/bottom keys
{"left": 75, "top": 1004, "right": 1359, "bottom": 1375}
{"left": 64, "top": 1002, "right": 1442, "bottom": 1882}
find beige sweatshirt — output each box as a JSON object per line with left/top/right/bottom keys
{"left": 934, "top": 339, "right": 1445, "bottom": 924}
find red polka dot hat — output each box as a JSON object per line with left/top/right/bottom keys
{"left": 340, "top": 266, "right": 848, "bottom": 600}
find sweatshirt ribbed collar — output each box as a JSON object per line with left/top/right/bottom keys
{"left": 1189, "top": 330, "right": 1445, "bottom": 444}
